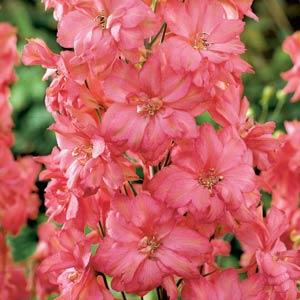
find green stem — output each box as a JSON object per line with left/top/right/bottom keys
{"left": 147, "top": 22, "right": 167, "bottom": 49}
{"left": 265, "top": 0, "right": 292, "bottom": 34}
{"left": 271, "top": 90, "right": 287, "bottom": 120}
{"left": 123, "top": 184, "right": 129, "bottom": 196}
{"left": 259, "top": 104, "right": 269, "bottom": 123}
{"left": 176, "top": 278, "right": 183, "bottom": 287}
{"left": 98, "top": 221, "right": 106, "bottom": 237}
{"left": 259, "top": 86, "right": 273, "bottom": 123}
{"left": 160, "top": 23, "right": 167, "bottom": 43}
{"left": 98, "top": 272, "right": 109, "bottom": 290}
{"left": 151, "top": 0, "right": 158, "bottom": 12}
{"left": 156, "top": 287, "right": 162, "bottom": 300}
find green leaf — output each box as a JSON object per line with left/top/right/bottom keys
{"left": 136, "top": 167, "right": 144, "bottom": 180}
{"left": 195, "top": 112, "right": 219, "bottom": 128}
{"left": 216, "top": 255, "right": 240, "bottom": 269}
{"left": 223, "top": 233, "right": 234, "bottom": 242}
{"left": 262, "top": 191, "right": 272, "bottom": 216}
{"left": 7, "top": 226, "right": 37, "bottom": 262}
{"left": 84, "top": 225, "right": 93, "bottom": 235}
{"left": 91, "top": 244, "right": 99, "bottom": 256}
{"left": 239, "top": 272, "right": 248, "bottom": 280}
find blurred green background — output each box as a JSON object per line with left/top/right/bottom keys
{"left": 0, "top": 0, "right": 300, "bottom": 156}
{"left": 1, "top": 1, "right": 300, "bottom": 297}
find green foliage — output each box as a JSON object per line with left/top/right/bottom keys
{"left": 48, "top": 294, "right": 59, "bottom": 300}
{"left": 7, "top": 226, "right": 37, "bottom": 262}
{"left": 216, "top": 255, "right": 240, "bottom": 269}
{"left": 242, "top": 1, "right": 300, "bottom": 129}
{"left": 0, "top": 0, "right": 58, "bottom": 156}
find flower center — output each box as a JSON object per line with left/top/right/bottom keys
{"left": 72, "top": 144, "right": 93, "bottom": 165}
{"left": 128, "top": 94, "right": 164, "bottom": 117}
{"left": 138, "top": 235, "right": 160, "bottom": 257}
{"left": 135, "top": 97, "right": 163, "bottom": 117}
{"left": 96, "top": 11, "right": 107, "bottom": 29}
{"left": 137, "top": 99, "right": 163, "bottom": 117}
{"left": 198, "top": 168, "right": 223, "bottom": 192}
{"left": 193, "top": 33, "right": 210, "bottom": 50}
{"left": 68, "top": 270, "right": 80, "bottom": 282}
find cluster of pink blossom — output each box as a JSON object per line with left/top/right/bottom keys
{"left": 0, "top": 23, "right": 40, "bottom": 298}
{"left": 20, "top": 0, "right": 300, "bottom": 299}
{"left": 282, "top": 32, "right": 300, "bottom": 102}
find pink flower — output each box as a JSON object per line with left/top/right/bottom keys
{"left": 0, "top": 145, "right": 40, "bottom": 235}
{"left": 0, "top": 264, "right": 31, "bottom": 300}
{"left": 0, "top": 23, "right": 18, "bottom": 86}
{"left": 31, "top": 223, "right": 59, "bottom": 299}
{"left": 282, "top": 32, "right": 300, "bottom": 102}
{"left": 236, "top": 207, "right": 300, "bottom": 298}
{"left": 209, "top": 85, "right": 279, "bottom": 170}
{"left": 182, "top": 269, "right": 242, "bottom": 300}
{"left": 19, "top": 0, "right": 300, "bottom": 298}
{"left": 148, "top": 124, "right": 256, "bottom": 221}
{"left": 0, "top": 87, "right": 14, "bottom": 146}
{"left": 102, "top": 54, "right": 202, "bottom": 162}
{"left": 219, "top": 0, "right": 257, "bottom": 20}
{"left": 261, "top": 121, "right": 300, "bottom": 201}
{"left": 22, "top": 38, "right": 59, "bottom": 69}
{"left": 163, "top": 0, "right": 245, "bottom": 72}
{"left": 37, "top": 147, "right": 80, "bottom": 223}
{"left": 51, "top": 112, "right": 136, "bottom": 195}
{"left": 93, "top": 192, "right": 211, "bottom": 295}
{"left": 256, "top": 251, "right": 300, "bottom": 299}
{"left": 182, "top": 54, "right": 252, "bottom": 96}
{"left": 39, "top": 227, "right": 113, "bottom": 300}
{"left": 23, "top": 40, "right": 106, "bottom": 115}
{"left": 240, "top": 273, "right": 268, "bottom": 300}
{"left": 56, "top": 0, "right": 159, "bottom": 72}
{"left": 42, "top": 0, "right": 76, "bottom": 21}
{"left": 0, "top": 232, "right": 31, "bottom": 300}
{"left": 38, "top": 148, "right": 113, "bottom": 228}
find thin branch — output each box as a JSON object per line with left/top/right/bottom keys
{"left": 147, "top": 22, "right": 167, "bottom": 48}
{"left": 98, "top": 221, "right": 106, "bottom": 237}
{"left": 128, "top": 181, "right": 137, "bottom": 196}
{"left": 176, "top": 278, "right": 183, "bottom": 287}
{"left": 121, "top": 291, "right": 127, "bottom": 300}
{"left": 151, "top": 0, "right": 158, "bottom": 12}
{"left": 156, "top": 287, "right": 162, "bottom": 300}
{"left": 160, "top": 23, "right": 167, "bottom": 43}
{"left": 149, "top": 166, "right": 155, "bottom": 179}
{"left": 98, "top": 272, "right": 110, "bottom": 290}
{"left": 123, "top": 184, "right": 129, "bottom": 196}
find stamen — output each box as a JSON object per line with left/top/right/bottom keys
{"left": 72, "top": 144, "right": 93, "bottom": 165}
{"left": 198, "top": 168, "right": 223, "bottom": 193}
{"left": 193, "top": 33, "right": 210, "bottom": 50}
{"left": 138, "top": 235, "right": 160, "bottom": 257}
{"left": 128, "top": 94, "right": 163, "bottom": 117}
{"left": 68, "top": 271, "right": 80, "bottom": 282}
{"left": 136, "top": 97, "right": 163, "bottom": 117}
{"left": 96, "top": 11, "right": 107, "bottom": 29}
